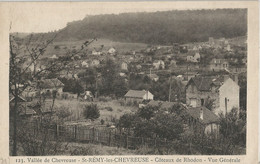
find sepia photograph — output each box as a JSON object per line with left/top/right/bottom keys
{"left": 5, "top": 2, "right": 253, "bottom": 158}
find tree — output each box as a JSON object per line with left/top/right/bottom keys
{"left": 83, "top": 104, "right": 100, "bottom": 121}
{"left": 9, "top": 32, "right": 95, "bottom": 155}
{"left": 100, "top": 58, "right": 118, "bottom": 96}
{"left": 136, "top": 105, "right": 159, "bottom": 120}
{"left": 55, "top": 106, "right": 72, "bottom": 122}
{"left": 218, "top": 108, "right": 246, "bottom": 153}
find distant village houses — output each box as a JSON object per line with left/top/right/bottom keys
{"left": 209, "top": 58, "right": 229, "bottom": 72}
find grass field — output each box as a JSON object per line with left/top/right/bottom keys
{"left": 52, "top": 99, "right": 137, "bottom": 126}
{"left": 42, "top": 38, "right": 148, "bottom": 57}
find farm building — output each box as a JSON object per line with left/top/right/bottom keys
{"left": 124, "top": 90, "right": 154, "bottom": 103}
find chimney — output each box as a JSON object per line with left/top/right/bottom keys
{"left": 200, "top": 108, "right": 203, "bottom": 120}
{"left": 223, "top": 75, "right": 229, "bottom": 82}
{"left": 233, "top": 74, "right": 239, "bottom": 84}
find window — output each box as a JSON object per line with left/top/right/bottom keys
{"left": 190, "top": 99, "right": 197, "bottom": 107}
{"left": 201, "top": 99, "right": 204, "bottom": 106}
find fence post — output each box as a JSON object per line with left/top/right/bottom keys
{"left": 126, "top": 135, "right": 128, "bottom": 149}
{"left": 108, "top": 130, "right": 111, "bottom": 146}
{"left": 56, "top": 124, "right": 59, "bottom": 140}
{"left": 155, "top": 138, "right": 157, "bottom": 147}
{"left": 74, "top": 125, "right": 77, "bottom": 140}
{"left": 92, "top": 127, "right": 95, "bottom": 143}
{"left": 141, "top": 137, "right": 144, "bottom": 146}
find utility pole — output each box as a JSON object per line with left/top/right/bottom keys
{"left": 95, "top": 75, "right": 98, "bottom": 99}
{"left": 225, "top": 97, "right": 229, "bottom": 116}
{"left": 168, "top": 74, "right": 172, "bottom": 102}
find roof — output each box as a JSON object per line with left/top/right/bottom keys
{"left": 124, "top": 90, "right": 150, "bottom": 98}
{"left": 186, "top": 76, "right": 225, "bottom": 91}
{"left": 40, "top": 78, "right": 64, "bottom": 89}
{"left": 186, "top": 106, "right": 219, "bottom": 124}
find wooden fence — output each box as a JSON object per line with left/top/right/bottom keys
{"left": 20, "top": 121, "right": 223, "bottom": 155}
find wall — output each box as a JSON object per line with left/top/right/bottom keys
{"left": 216, "top": 78, "right": 239, "bottom": 116}
{"left": 186, "top": 83, "right": 219, "bottom": 108}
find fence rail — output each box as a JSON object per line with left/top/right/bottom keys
{"left": 18, "top": 121, "right": 223, "bottom": 155}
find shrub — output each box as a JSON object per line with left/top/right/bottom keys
{"left": 100, "top": 119, "right": 105, "bottom": 125}
{"left": 83, "top": 104, "right": 100, "bottom": 121}
{"left": 56, "top": 106, "right": 72, "bottom": 122}
{"left": 105, "top": 107, "right": 113, "bottom": 112}
{"left": 54, "top": 45, "right": 60, "bottom": 49}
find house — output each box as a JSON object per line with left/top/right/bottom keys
{"left": 186, "top": 52, "right": 200, "bottom": 63}
{"left": 209, "top": 58, "right": 229, "bottom": 71}
{"left": 186, "top": 106, "right": 219, "bottom": 135}
{"left": 169, "top": 60, "right": 177, "bottom": 69}
{"left": 124, "top": 90, "right": 154, "bottom": 102}
{"left": 50, "top": 54, "right": 58, "bottom": 59}
{"left": 40, "top": 78, "right": 64, "bottom": 97}
{"left": 185, "top": 75, "right": 239, "bottom": 116}
{"left": 92, "top": 50, "right": 102, "bottom": 56}
{"left": 224, "top": 44, "right": 232, "bottom": 52}
{"left": 148, "top": 74, "right": 159, "bottom": 82}
{"left": 108, "top": 47, "right": 116, "bottom": 55}
{"left": 153, "top": 60, "right": 165, "bottom": 69}
{"left": 91, "top": 59, "right": 100, "bottom": 67}
{"left": 121, "top": 62, "right": 128, "bottom": 71}
{"left": 81, "top": 61, "right": 89, "bottom": 68}
{"left": 148, "top": 100, "right": 219, "bottom": 135}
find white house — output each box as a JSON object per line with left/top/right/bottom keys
{"left": 121, "top": 62, "right": 128, "bottom": 71}
{"left": 124, "top": 90, "right": 154, "bottom": 102}
{"left": 81, "top": 61, "right": 89, "bottom": 68}
{"left": 108, "top": 47, "right": 116, "bottom": 55}
{"left": 153, "top": 60, "right": 165, "bottom": 69}
{"left": 91, "top": 59, "right": 100, "bottom": 67}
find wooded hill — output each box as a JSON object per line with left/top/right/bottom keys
{"left": 27, "top": 9, "right": 247, "bottom": 45}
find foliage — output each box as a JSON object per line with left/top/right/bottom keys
{"left": 219, "top": 108, "right": 246, "bottom": 146}
{"left": 83, "top": 104, "right": 100, "bottom": 121}
{"left": 59, "top": 78, "right": 84, "bottom": 95}
{"left": 118, "top": 105, "right": 184, "bottom": 140}
{"left": 55, "top": 106, "right": 72, "bottom": 121}
{"left": 52, "top": 9, "right": 247, "bottom": 44}
{"left": 238, "top": 73, "right": 247, "bottom": 110}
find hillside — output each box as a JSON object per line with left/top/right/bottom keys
{"left": 50, "top": 9, "right": 247, "bottom": 44}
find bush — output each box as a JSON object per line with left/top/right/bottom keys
{"left": 118, "top": 99, "right": 125, "bottom": 106}
{"left": 105, "top": 107, "right": 113, "bottom": 112}
{"left": 56, "top": 106, "right": 71, "bottom": 122}
{"left": 83, "top": 104, "right": 100, "bottom": 121}
{"left": 98, "top": 96, "right": 112, "bottom": 102}
{"left": 54, "top": 45, "right": 60, "bottom": 49}
{"left": 100, "top": 119, "right": 105, "bottom": 125}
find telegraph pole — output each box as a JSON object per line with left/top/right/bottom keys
{"left": 225, "top": 97, "right": 229, "bottom": 116}
{"left": 168, "top": 71, "right": 172, "bottom": 102}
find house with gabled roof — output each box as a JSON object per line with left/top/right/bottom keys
{"left": 185, "top": 75, "right": 239, "bottom": 116}
{"left": 124, "top": 90, "right": 153, "bottom": 103}
{"left": 148, "top": 100, "right": 219, "bottom": 135}
{"left": 40, "top": 78, "right": 64, "bottom": 96}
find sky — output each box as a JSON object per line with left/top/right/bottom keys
{"left": 8, "top": 2, "right": 240, "bottom": 33}
{"left": 9, "top": 2, "right": 182, "bottom": 33}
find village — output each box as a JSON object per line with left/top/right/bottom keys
{"left": 10, "top": 34, "right": 247, "bottom": 155}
